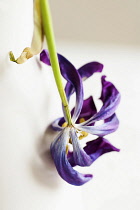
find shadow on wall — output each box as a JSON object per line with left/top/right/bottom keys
{"left": 30, "top": 125, "right": 61, "bottom": 189}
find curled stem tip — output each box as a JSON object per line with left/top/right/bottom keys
{"left": 10, "top": 0, "right": 44, "bottom": 64}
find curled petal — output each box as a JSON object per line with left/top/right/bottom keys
{"left": 51, "top": 118, "right": 63, "bottom": 131}
{"left": 76, "top": 114, "right": 119, "bottom": 137}
{"left": 72, "top": 96, "right": 97, "bottom": 124}
{"left": 84, "top": 137, "right": 120, "bottom": 161}
{"left": 82, "top": 76, "right": 120, "bottom": 125}
{"left": 70, "top": 127, "right": 92, "bottom": 166}
{"left": 100, "top": 75, "right": 119, "bottom": 104}
{"left": 40, "top": 49, "right": 83, "bottom": 123}
{"left": 40, "top": 50, "right": 51, "bottom": 65}
{"left": 51, "top": 128, "right": 93, "bottom": 186}
{"left": 52, "top": 96, "right": 97, "bottom": 131}
{"left": 57, "top": 54, "right": 83, "bottom": 122}
{"left": 65, "top": 62, "right": 103, "bottom": 98}
{"left": 68, "top": 137, "right": 120, "bottom": 167}
{"left": 78, "top": 62, "right": 103, "bottom": 81}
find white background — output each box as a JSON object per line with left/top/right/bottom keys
{"left": 0, "top": 0, "right": 140, "bottom": 210}
{"left": 50, "top": 0, "right": 140, "bottom": 46}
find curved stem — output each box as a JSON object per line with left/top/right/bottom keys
{"left": 40, "top": 0, "right": 72, "bottom": 125}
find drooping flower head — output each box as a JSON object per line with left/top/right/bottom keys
{"left": 40, "top": 49, "right": 120, "bottom": 186}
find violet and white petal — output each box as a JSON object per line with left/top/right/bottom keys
{"left": 84, "top": 137, "right": 120, "bottom": 161}
{"left": 51, "top": 118, "right": 63, "bottom": 131}
{"left": 57, "top": 54, "right": 84, "bottom": 122}
{"left": 70, "top": 127, "right": 93, "bottom": 166}
{"left": 40, "top": 49, "right": 84, "bottom": 123}
{"left": 71, "top": 96, "right": 97, "bottom": 125}
{"left": 100, "top": 75, "right": 119, "bottom": 104}
{"left": 65, "top": 62, "right": 103, "bottom": 98}
{"left": 53, "top": 96, "right": 97, "bottom": 130}
{"left": 51, "top": 128, "right": 93, "bottom": 186}
{"left": 82, "top": 76, "right": 120, "bottom": 125}
{"left": 68, "top": 137, "right": 120, "bottom": 167}
{"left": 76, "top": 114, "right": 119, "bottom": 137}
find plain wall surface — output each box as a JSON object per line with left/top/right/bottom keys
{"left": 0, "top": 1, "right": 140, "bottom": 210}
{"left": 50, "top": 0, "right": 140, "bottom": 46}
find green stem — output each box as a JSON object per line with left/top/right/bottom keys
{"left": 40, "top": 0, "right": 72, "bottom": 125}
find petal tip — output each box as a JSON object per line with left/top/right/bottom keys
{"left": 40, "top": 49, "right": 51, "bottom": 65}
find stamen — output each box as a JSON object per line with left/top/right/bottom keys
{"left": 66, "top": 144, "right": 69, "bottom": 154}
{"left": 69, "top": 138, "right": 72, "bottom": 144}
{"left": 79, "top": 118, "right": 85, "bottom": 123}
{"left": 79, "top": 131, "right": 88, "bottom": 140}
{"left": 62, "top": 122, "right": 68, "bottom": 127}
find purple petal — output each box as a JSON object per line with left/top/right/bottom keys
{"left": 51, "top": 118, "right": 63, "bottom": 131}
{"left": 40, "top": 49, "right": 83, "bottom": 123}
{"left": 68, "top": 137, "right": 120, "bottom": 167}
{"left": 51, "top": 128, "right": 93, "bottom": 186}
{"left": 76, "top": 114, "right": 119, "bottom": 137}
{"left": 70, "top": 127, "right": 92, "bottom": 166}
{"left": 52, "top": 96, "right": 97, "bottom": 131}
{"left": 57, "top": 54, "right": 84, "bottom": 122}
{"left": 72, "top": 96, "right": 97, "bottom": 124}
{"left": 65, "top": 62, "right": 103, "bottom": 100}
{"left": 84, "top": 137, "right": 120, "bottom": 161}
{"left": 40, "top": 50, "right": 51, "bottom": 65}
{"left": 82, "top": 76, "right": 120, "bottom": 125}
{"left": 78, "top": 62, "right": 103, "bottom": 80}
{"left": 100, "top": 75, "right": 119, "bottom": 104}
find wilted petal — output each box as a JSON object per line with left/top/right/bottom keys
{"left": 84, "top": 137, "right": 120, "bottom": 161}
{"left": 51, "top": 128, "right": 93, "bottom": 186}
{"left": 65, "top": 62, "right": 103, "bottom": 98}
{"left": 72, "top": 96, "right": 97, "bottom": 124}
{"left": 68, "top": 137, "right": 120, "bottom": 167}
{"left": 52, "top": 96, "right": 97, "bottom": 131}
{"left": 57, "top": 54, "right": 84, "bottom": 122}
{"left": 40, "top": 50, "right": 51, "bottom": 65}
{"left": 82, "top": 76, "right": 120, "bottom": 125}
{"left": 70, "top": 127, "right": 92, "bottom": 166}
{"left": 51, "top": 118, "right": 63, "bottom": 131}
{"left": 78, "top": 62, "right": 103, "bottom": 81}
{"left": 76, "top": 114, "right": 119, "bottom": 137}
{"left": 100, "top": 75, "right": 119, "bottom": 104}
{"left": 40, "top": 49, "right": 83, "bottom": 123}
